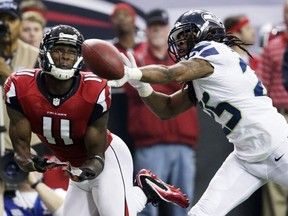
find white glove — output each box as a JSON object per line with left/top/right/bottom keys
{"left": 121, "top": 52, "right": 153, "bottom": 97}
{"left": 107, "top": 52, "right": 142, "bottom": 87}
{"left": 107, "top": 65, "right": 141, "bottom": 88}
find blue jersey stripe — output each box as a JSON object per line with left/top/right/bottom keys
{"left": 199, "top": 47, "right": 219, "bottom": 58}
{"left": 193, "top": 44, "right": 210, "bottom": 53}
{"left": 254, "top": 80, "right": 266, "bottom": 96}
{"left": 239, "top": 58, "right": 247, "bottom": 73}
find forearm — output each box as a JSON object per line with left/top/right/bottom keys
{"left": 7, "top": 107, "right": 35, "bottom": 172}
{"left": 33, "top": 183, "right": 63, "bottom": 213}
{"left": 141, "top": 91, "right": 174, "bottom": 120}
{"left": 140, "top": 65, "right": 172, "bottom": 84}
{"left": 142, "top": 88, "right": 194, "bottom": 120}
{"left": 82, "top": 116, "right": 108, "bottom": 176}
{"left": 11, "top": 133, "right": 35, "bottom": 172}
{"left": 10, "top": 127, "right": 35, "bottom": 172}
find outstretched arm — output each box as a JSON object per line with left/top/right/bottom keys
{"left": 108, "top": 56, "right": 213, "bottom": 87}
{"left": 140, "top": 58, "right": 213, "bottom": 84}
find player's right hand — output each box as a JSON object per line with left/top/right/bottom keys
{"left": 31, "top": 155, "right": 57, "bottom": 173}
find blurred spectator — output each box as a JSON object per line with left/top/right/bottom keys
{"left": 0, "top": 0, "right": 40, "bottom": 150}
{"left": 108, "top": 2, "right": 146, "bottom": 153}
{"left": 0, "top": 150, "right": 66, "bottom": 216}
{"left": 20, "top": 11, "right": 46, "bottom": 48}
{"left": 19, "top": 0, "right": 47, "bottom": 18}
{"left": 124, "top": 9, "right": 199, "bottom": 216}
{"left": 224, "top": 14, "right": 259, "bottom": 71}
{"left": 110, "top": 2, "right": 146, "bottom": 56}
{"left": 258, "top": 1, "right": 288, "bottom": 216}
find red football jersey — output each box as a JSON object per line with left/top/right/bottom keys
{"left": 5, "top": 69, "right": 112, "bottom": 167}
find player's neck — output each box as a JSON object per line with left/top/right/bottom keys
{"left": 43, "top": 74, "right": 75, "bottom": 97}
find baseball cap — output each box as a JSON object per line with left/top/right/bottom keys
{"left": 0, "top": 0, "right": 21, "bottom": 18}
{"left": 111, "top": 3, "right": 136, "bottom": 20}
{"left": 146, "top": 9, "right": 169, "bottom": 26}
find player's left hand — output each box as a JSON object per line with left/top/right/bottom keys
{"left": 121, "top": 52, "right": 145, "bottom": 89}
{"left": 64, "top": 163, "right": 96, "bottom": 182}
{"left": 108, "top": 52, "right": 143, "bottom": 88}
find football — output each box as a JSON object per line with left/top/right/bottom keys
{"left": 81, "top": 39, "right": 124, "bottom": 79}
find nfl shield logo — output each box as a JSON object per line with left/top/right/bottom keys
{"left": 53, "top": 98, "right": 60, "bottom": 106}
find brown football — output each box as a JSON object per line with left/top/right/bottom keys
{"left": 81, "top": 39, "right": 124, "bottom": 79}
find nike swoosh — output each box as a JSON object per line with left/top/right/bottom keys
{"left": 275, "top": 154, "right": 285, "bottom": 162}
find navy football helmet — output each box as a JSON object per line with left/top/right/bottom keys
{"left": 168, "top": 9, "right": 225, "bottom": 62}
{"left": 38, "top": 25, "right": 84, "bottom": 80}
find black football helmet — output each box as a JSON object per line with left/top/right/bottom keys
{"left": 168, "top": 9, "right": 225, "bottom": 62}
{"left": 38, "top": 25, "right": 84, "bottom": 80}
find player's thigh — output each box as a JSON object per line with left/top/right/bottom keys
{"left": 93, "top": 134, "right": 136, "bottom": 216}
{"left": 63, "top": 181, "right": 98, "bottom": 216}
{"left": 266, "top": 139, "right": 288, "bottom": 186}
{"left": 191, "top": 152, "right": 264, "bottom": 216}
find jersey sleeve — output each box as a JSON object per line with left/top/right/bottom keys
{"left": 82, "top": 73, "right": 111, "bottom": 123}
{"left": 4, "top": 75, "right": 24, "bottom": 114}
{"left": 189, "top": 41, "right": 235, "bottom": 67}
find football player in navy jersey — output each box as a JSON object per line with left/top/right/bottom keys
{"left": 108, "top": 9, "right": 288, "bottom": 216}
{"left": 4, "top": 24, "right": 189, "bottom": 216}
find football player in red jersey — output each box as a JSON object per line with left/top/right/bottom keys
{"left": 3, "top": 24, "right": 189, "bottom": 216}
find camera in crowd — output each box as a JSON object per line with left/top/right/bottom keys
{"left": 0, "top": 20, "right": 8, "bottom": 38}
{"left": 0, "top": 150, "right": 28, "bottom": 185}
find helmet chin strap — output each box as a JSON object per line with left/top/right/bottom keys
{"left": 45, "top": 52, "right": 83, "bottom": 80}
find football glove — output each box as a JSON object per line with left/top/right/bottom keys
{"left": 65, "top": 163, "right": 96, "bottom": 182}
{"left": 119, "top": 52, "right": 153, "bottom": 97}
{"left": 31, "top": 155, "right": 62, "bottom": 173}
{"left": 108, "top": 52, "right": 143, "bottom": 88}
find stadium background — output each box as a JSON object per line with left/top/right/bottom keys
{"left": 14, "top": 0, "right": 285, "bottom": 215}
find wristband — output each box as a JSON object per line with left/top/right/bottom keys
{"left": 128, "top": 68, "right": 142, "bottom": 81}
{"left": 31, "top": 179, "right": 42, "bottom": 189}
{"left": 137, "top": 84, "right": 153, "bottom": 97}
{"left": 93, "top": 155, "right": 105, "bottom": 171}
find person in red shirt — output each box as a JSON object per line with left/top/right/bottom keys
{"left": 109, "top": 3, "right": 147, "bottom": 153}
{"left": 3, "top": 24, "right": 189, "bottom": 216}
{"left": 110, "top": 3, "right": 146, "bottom": 56}
{"left": 223, "top": 14, "right": 260, "bottom": 71}
{"left": 251, "top": 2, "right": 288, "bottom": 216}
{"left": 124, "top": 9, "right": 199, "bottom": 216}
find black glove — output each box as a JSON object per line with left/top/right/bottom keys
{"left": 65, "top": 164, "right": 96, "bottom": 182}
{"left": 30, "top": 155, "right": 54, "bottom": 173}
{"left": 78, "top": 168, "right": 96, "bottom": 181}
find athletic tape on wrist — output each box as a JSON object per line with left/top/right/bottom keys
{"left": 138, "top": 84, "right": 153, "bottom": 97}
{"left": 129, "top": 68, "right": 142, "bottom": 80}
